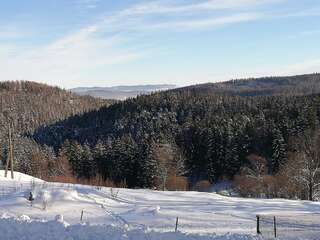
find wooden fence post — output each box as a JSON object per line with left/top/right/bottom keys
{"left": 175, "top": 217, "right": 179, "bottom": 232}
{"left": 80, "top": 210, "right": 84, "bottom": 221}
{"left": 274, "top": 216, "right": 277, "bottom": 238}
{"left": 256, "top": 215, "right": 261, "bottom": 234}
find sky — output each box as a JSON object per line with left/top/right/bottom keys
{"left": 0, "top": 0, "right": 320, "bottom": 89}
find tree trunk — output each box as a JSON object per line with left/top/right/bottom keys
{"left": 5, "top": 123, "right": 14, "bottom": 179}
{"left": 162, "top": 174, "right": 167, "bottom": 191}
{"left": 309, "top": 182, "right": 313, "bottom": 201}
{"left": 4, "top": 124, "right": 11, "bottom": 178}
{"left": 10, "top": 123, "right": 14, "bottom": 179}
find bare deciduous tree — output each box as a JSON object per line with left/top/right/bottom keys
{"left": 286, "top": 132, "right": 320, "bottom": 201}
{"left": 152, "top": 143, "right": 187, "bottom": 191}
{"left": 235, "top": 154, "right": 268, "bottom": 197}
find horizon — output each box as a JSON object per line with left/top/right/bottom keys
{"left": 1, "top": 0, "right": 320, "bottom": 88}
{"left": 4, "top": 72, "right": 320, "bottom": 90}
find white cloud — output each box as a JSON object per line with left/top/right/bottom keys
{"left": 77, "top": 0, "right": 99, "bottom": 9}
{"left": 2, "top": 0, "right": 317, "bottom": 88}
{"left": 145, "top": 13, "right": 261, "bottom": 31}
{"left": 101, "top": 0, "right": 280, "bottom": 32}
{"left": 118, "top": 0, "right": 282, "bottom": 16}
{"left": 0, "top": 25, "right": 144, "bottom": 87}
{"left": 1, "top": 0, "right": 274, "bottom": 88}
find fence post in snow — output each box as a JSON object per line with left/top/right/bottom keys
{"left": 80, "top": 210, "right": 84, "bottom": 221}
{"left": 175, "top": 217, "right": 179, "bottom": 232}
{"left": 274, "top": 216, "right": 277, "bottom": 238}
{"left": 256, "top": 215, "right": 261, "bottom": 234}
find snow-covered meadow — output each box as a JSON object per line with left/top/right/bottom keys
{"left": 0, "top": 171, "right": 319, "bottom": 240}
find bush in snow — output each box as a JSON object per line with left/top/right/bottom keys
{"left": 110, "top": 188, "right": 120, "bottom": 200}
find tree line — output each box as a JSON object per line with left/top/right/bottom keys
{"left": 1, "top": 76, "right": 320, "bottom": 200}
{"left": 32, "top": 74, "right": 320, "bottom": 199}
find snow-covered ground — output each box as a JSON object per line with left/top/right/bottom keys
{"left": 0, "top": 171, "right": 319, "bottom": 239}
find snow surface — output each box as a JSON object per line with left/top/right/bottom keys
{"left": 0, "top": 170, "right": 43, "bottom": 182}
{"left": 0, "top": 171, "right": 319, "bottom": 239}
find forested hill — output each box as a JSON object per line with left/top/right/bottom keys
{"left": 0, "top": 81, "right": 111, "bottom": 178}
{"left": 33, "top": 74, "right": 320, "bottom": 193}
{"left": 0, "top": 81, "right": 109, "bottom": 134}
{"left": 179, "top": 73, "right": 320, "bottom": 96}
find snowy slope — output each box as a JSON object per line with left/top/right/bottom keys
{"left": 0, "top": 170, "right": 43, "bottom": 182}
{"left": 0, "top": 172, "right": 319, "bottom": 239}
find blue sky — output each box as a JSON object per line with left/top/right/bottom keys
{"left": 0, "top": 0, "right": 320, "bottom": 88}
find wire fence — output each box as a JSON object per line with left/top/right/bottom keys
{"left": 258, "top": 214, "right": 320, "bottom": 240}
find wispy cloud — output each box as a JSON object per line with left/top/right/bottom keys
{"left": 0, "top": 24, "right": 144, "bottom": 86}
{"left": 100, "top": 0, "right": 279, "bottom": 33}
{"left": 0, "top": 0, "right": 275, "bottom": 86}
{"left": 144, "top": 13, "right": 262, "bottom": 31}
{"left": 76, "top": 0, "right": 100, "bottom": 9}
{"left": 117, "top": 0, "right": 282, "bottom": 16}
{"left": 2, "top": 0, "right": 318, "bottom": 87}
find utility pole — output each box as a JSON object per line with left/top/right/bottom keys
{"left": 5, "top": 122, "right": 14, "bottom": 179}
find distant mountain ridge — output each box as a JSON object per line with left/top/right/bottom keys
{"left": 71, "top": 84, "right": 176, "bottom": 100}
{"left": 179, "top": 73, "right": 320, "bottom": 96}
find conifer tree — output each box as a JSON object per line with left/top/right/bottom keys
{"left": 271, "top": 128, "right": 286, "bottom": 173}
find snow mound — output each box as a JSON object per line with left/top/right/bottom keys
{"left": 0, "top": 216, "right": 260, "bottom": 240}
{"left": 35, "top": 189, "right": 79, "bottom": 201}
{"left": 153, "top": 205, "right": 161, "bottom": 215}
{"left": 0, "top": 212, "right": 11, "bottom": 219}
{"left": 50, "top": 189, "right": 79, "bottom": 201}
{"left": 0, "top": 170, "right": 43, "bottom": 183}
{"left": 18, "top": 215, "right": 31, "bottom": 222}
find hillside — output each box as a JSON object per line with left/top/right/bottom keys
{"left": 181, "top": 73, "right": 320, "bottom": 96}
{"left": 0, "top": 81, "right": 111, "bottom": 179}
{"left": 33, "top": 74, "right": 320, "bottom": 197}
{"left": 0, "top": 81, "right": 108, "bottom": 134}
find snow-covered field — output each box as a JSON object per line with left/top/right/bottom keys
{"left": 0, "top": 171, "right": 319, "bottom": 240}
